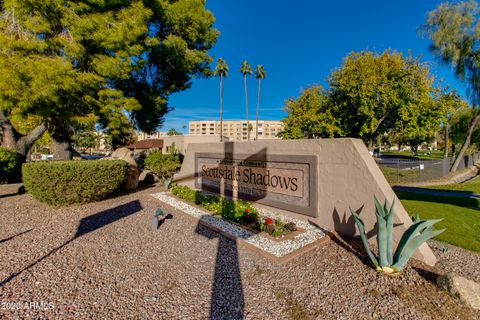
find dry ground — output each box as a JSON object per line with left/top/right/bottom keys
{"left": 0, "top": 186, "right": 478, "bottom": 319}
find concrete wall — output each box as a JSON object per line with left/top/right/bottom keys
{"left": 162, "top": 135, "right": 227, "bottom": 155}
{"left": 173, "top": 138, "right": 437, "bottom": 266}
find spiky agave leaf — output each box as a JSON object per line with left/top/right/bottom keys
{"left": 393, "top": 218, "right": 443, "bottom": 264}
{"left": 392, "top": 226, "right": 445, "bottom": 271}
{"left": 350, "top": 207, "right": 379, "bottom": 268}
{"left": 413, "top": 213, "right": 420, "bottom": 223}
{"left": 374, "top": 197, "right": 389, "bottom": 267}
{"left": 385, "top": 198, "right": 395, "bottom": 266}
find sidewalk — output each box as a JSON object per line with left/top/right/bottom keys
{"left": 393, "top": 186, "right": 480, "bottom": 199}
{"left": 396, "top": 164, "right": 480, "bottom": 187}
{"left": 0, "top": 183, "right": 24, "bottom": 198}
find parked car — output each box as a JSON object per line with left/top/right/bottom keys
{"left": 40, "top": 154, "right": 53, "bottom": 161}
{"left": 81, "top": 155, "right": 104, "bottom": 160}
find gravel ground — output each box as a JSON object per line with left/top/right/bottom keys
{"left": 428, "top": 240, "right": 480, "bottom": 283}
{"left": 0, "top": 186, "right": 478, "bottom": 319}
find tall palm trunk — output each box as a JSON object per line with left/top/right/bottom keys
{"left": 255, "top": 78, "right": 261, "bottom": 140}
{"left": 450, "top": 108, "right": 480, "bottom": 172}
{"left": 243, "top": 74, "right": 249, "bottom": 141}
{"left": 220, "top": 75, "right": 223, "bottom": 142}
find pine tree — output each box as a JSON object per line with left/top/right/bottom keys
{"left": 0, "top": 0, "right": 219, "bottom": 158}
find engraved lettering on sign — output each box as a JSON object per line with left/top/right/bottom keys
{"left": 194, "top": 153, "right": 318, "bottom": 217}
{"left": 200, "top": 163, "right": 303, "bottom": 197}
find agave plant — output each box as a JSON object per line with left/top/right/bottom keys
{"left": 350, "top": 196, "right": 445, "bottom": 274}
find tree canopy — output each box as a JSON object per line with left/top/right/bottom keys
{"left": 0, "top": 0, "right": 219, "bottom": 155}
{"left": 280, "top": 50, "right": 442, "bottom": 150}
{"left": 327, "top": 50, "right": 437, "bottom": 145}
{"left": 214, "top": 58, "right": 229, "bottom": 78}
{"left": 167, "top": 128, "right": 182, "bottom": 136}
{"left": 450, "top": 106, "right": 480, "bottom": 151}
{"left": 424, "top": 0, "right": 480, "bottom": 171}
{"left": 279, "top": 85, "right": 341, "bottom": 139}
{"left": 389, "top": 92, "right": 444, "bottom": 152}
{"left": 425, "top": 0, "right": 480, "bottom": 104}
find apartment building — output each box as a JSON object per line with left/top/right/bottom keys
{"left": 134, "top": 131, "right": 169, "bottom": 141}
{"left": 188, "top": 120, "right": 284, "bottom": 141}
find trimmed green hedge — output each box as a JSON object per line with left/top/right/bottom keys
{"left": 23, "top": 160, "right": 128, "bottom": 205}
{"left": 0, "top": 148, "right": 22, "bottom": 183}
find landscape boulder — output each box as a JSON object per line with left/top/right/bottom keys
{"left": 139, "top": 169, "right": 157, "bottom": 185}
{"left": 110, "top": 147, "right": 138, "bottom": 167}
{"left": 437, "top": 274, "right": 480, "bottom": 310}
{"left": 105, "top": 147, "right": 139, "bottom": 191}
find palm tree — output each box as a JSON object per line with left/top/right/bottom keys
{"left": 240, "top": 61, "right": 253, "bottom": 140}
{"left": 254, "top": 65, "right": 266, "bottom": 140}
{"left": 214, "top": 58, "right": 228, "bottom": 142}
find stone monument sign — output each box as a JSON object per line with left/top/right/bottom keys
{"left": 195, "top": 153, "right": 317, "bottom": 217}
{"left": 173, "top": 138, "right": 437, "bottom": 266}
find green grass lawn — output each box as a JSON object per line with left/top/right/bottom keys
{"left": 380, "top": 166, "right": 420, "bottom": 185}
{"left": 428, "top": 176, "right": 480, "bottom": 194}
{"left": 380, "top": 164, "right": 443, "bottom": 185}
{"left": 381, "top": 150, "right": 447, "bottom": 160}
{"left": 396, "top": 191, "right": 480, "bottom": 252}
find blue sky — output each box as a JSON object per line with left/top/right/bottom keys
{"left": 164, "top": 0, "right": 466, "bottom": 132}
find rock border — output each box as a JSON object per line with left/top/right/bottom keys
{"left": 151, "top": 192, "right": 330, "bottom": 264}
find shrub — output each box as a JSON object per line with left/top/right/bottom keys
{"left": 22, "top": 160, "right": 128, "bottom": 205}
{"left": 170, "top": 185, "right": 295, "bottom": 237}
{"left": 171, "top": 184, "right": 198, "bottom": 203}
{"left": 0, "top": 148, "right": 22, "bottom": 183}
{"left": 144, "top": 151, "right": 181, "bottom": 187}
{"left": 171, "top": 185, "right": 257, "bottom": 221}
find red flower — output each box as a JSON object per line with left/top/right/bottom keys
{"left": 244, "top": 208, "right": 250, "bottom": 214}
{"left": 265, "top": 217, "right": 273, "bottom": 225}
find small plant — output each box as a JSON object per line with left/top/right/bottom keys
{"left": 260, "top": 216, "right": 296, "bottom": 237}
{"left": 351, "top": 196, "right": 445, "bottom": 275}
{"left": 144, "top": 151, "right": 181, "bottom": 189}
{"left": 170, "top": 185, "right": 296, "bottom": 237}
{"left": 284, "top": 222, "right": 297, "bottom": 232}
{"left": 264, "top": 224, "right": 275, "bottom": 234}
{"left": 440, "top": 247, "right": 450, "bottom": 254}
